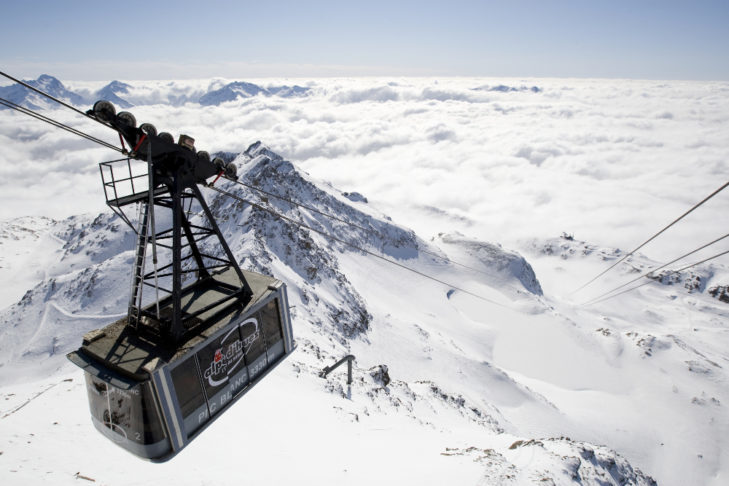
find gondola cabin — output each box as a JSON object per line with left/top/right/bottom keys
{"left": 68, "top": 269, "right": 294, "bottom": 461}
{"left": 61, "top": 100, "right": 297, "bottom": 461}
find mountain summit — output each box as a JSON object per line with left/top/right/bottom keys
{"left": 96, "top": 80, "right": 133, "bottom": 108}
{"left": 0, "top": 74, "right": 85, "bottom": 110}
{"left": 199, "top": 81, "right": 310, "bottom": 105}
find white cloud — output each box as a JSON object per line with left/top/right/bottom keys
{"left": 1, "top": 77, "right": 728, "bottom": 264}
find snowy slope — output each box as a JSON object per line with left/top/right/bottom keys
{"left": 0, "top": 213, "right": 135, "bottom": 381}
{"left": 1, "top": 144, "right": 727, "bottom": 485}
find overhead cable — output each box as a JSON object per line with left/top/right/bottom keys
{"left": 572, "top": 180, "right": 729, "bottom": 295}
{"left": 585, "top": 247, "right": 729, "bottom": 306}
{"left": 224, "top": 176, "right": 503, "bottom": 280}
{"left": 0, "top": 70, "right": 111, "bottom": 129}
{"left": 208, "top": 185, "right": 510, "bottom": 308}
{"left": 226, "top": 177, "right": 372, "bottom": 233}
{"left": 0, "top": 97, "right": 123, "bottom": 153}
{"left": 581, "top": 231, "right": 729, "bottom": 306}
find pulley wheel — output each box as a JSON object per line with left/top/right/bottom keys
{"left": 224, "top": 162, "right": 237, "bottom": 178}
{"left": 197, "top": 150, "right": 210, "bottom": 163}
{"left": 213, "top": 157, "right": 226, "bottom": 172}
{"left": 93, "top": 100, "right": 116, "bottom": 122}
{"left": 117, "top": 111, "right": 137, "bottom": 128}
{"left": 139, "top": 123, "right": 157, "bottom": 137}
{"left": 158, "top": 132, "right": 174, "bottom": 144}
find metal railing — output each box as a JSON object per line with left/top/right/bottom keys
{"left": 99, "top": 157, "right": 150, "bottom": 205}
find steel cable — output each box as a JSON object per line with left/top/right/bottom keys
{"left": 208, "top": 184, "right": 510, "bottom": 308}
{"left": 223, "top": 176, "right": 504, "bottom": 280}
{"left": 0, "top": 70, "right": 112, "bottom": 129}
{"left": 572, "top": 180, "right": 729, "bottom": 295}
{"left": 0, "top": 97, "right": 123, "bottom": 153}
{"left": 585, "top": 247, "right": 729, "bottom": 306}
{"left": 582, "top": 231, "right": 729, "bottom": 305}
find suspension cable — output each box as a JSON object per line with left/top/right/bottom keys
{"left": 208, "top": 185, "right": 510, "bottom": 308}
{"left": 0, "top": 70, "right": 111, "bottom": 129}
{"left": 223, "top": 176, "right": 505, "bottom": 280}
{"left": 0, "top": 96, "right": 123, "bottom": 153}
{"left": 584, "top": 247, "right": 729, "bottom": 306}
{"left": 225, "top": 176, "right": 372, "bottom": 233}
{"left": 581, "top": 231, "right": 729, "bottom": 305}
{"left": 572, "top": 180, "right": 729, "bottom": 295}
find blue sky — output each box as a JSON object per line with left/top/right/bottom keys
{"left": 2, "top": 0, "right": 728, "bottom": 80}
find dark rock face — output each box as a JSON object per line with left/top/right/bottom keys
{"left": 369, "top": 364, "right": 391, "bottom": 387}
{"left": 708, "top": 285, "right": 729, "bottom": 303}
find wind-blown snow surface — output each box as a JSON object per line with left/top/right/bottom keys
{"left": 1, "top": 143, "right": 728, "bottom": 485}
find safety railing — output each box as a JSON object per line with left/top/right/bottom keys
{"left": 99, "top": 157, "right": 152, "bottom": 206}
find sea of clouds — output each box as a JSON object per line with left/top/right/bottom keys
{"left": 1, "top": 77, "right": 728, "bottom": 263}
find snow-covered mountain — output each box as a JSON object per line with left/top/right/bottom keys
{"left": 1, "top": 73, "right": 551, "bottom": 112}
{"left": 2, "top": 143, "right": 727, "bottom": 485}
{"left": 199, "top": 81, "right": 310, "bottom": 105}
{"left": 1, "top": 74, "right": 311, "bottom": 110}
{"left": 95, "top": 80, "right": 134, "bottom": 109}
{"left": 473, "top": 84, "right": 542, "bottom": 93}
{"left": 0, "top": 75, "right": 136, "bottom": 110}
{"left": 0, "top": 74, "right": 85, "bottom": 110}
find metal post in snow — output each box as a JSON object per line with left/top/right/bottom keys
{"left": 320, "top": 355, "right": 355, "bottom": 385}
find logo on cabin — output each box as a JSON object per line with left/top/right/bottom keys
{"left": 202, "top": 317, "right": 260, "bottom": 388}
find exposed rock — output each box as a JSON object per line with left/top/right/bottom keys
{"left": 369, "top": 364, "right": 390, "bottom": 387}
{"left": 708, "top": 285, "right": 729, "bottom": 303}
{"left": 446, "top": 437, "right": 658, "bottom": 485}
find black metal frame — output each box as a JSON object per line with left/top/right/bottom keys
{"left": 99, "top": 155, "right": 252, "bottom": 343}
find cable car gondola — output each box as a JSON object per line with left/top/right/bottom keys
{"left": 65, "top": 100, "right": 295, "bottom": 461}
{"left": 68, "top": 268, "right": 294, "bottom": 461}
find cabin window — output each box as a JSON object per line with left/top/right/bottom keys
{"left": 170, "top": 356, "right": 206, "bottom": 419}
{"left": 84, "top": 374, "right": 165, "bottom": 445}
{"left": 239, "top": 315, "right": 267, "bottom": 377}
{"left": 259, "top": 298, "right": 284, "bottom": 362}
{"left": 259, "top": 298, "right": 283, "bottom": 349}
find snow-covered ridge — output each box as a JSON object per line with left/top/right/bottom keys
{"left": 2, "top": 144, "right": 728, "bottom": 485}
{"left": 0, "top": 74, "right": 312, "bottom": 109}
{"left": 436, "top": 232, "right": 543, "bottom": 296}
{"left": 0, "top": 74, "right": 85, "bottom": 110}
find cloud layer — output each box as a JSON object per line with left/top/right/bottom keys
{"left": 1, "top": 77, "right": 728, "bottom": 262}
